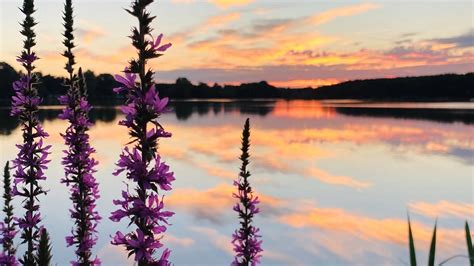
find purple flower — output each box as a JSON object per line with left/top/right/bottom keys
{"left": 145, "top": 85, "right": 170, "bottom": 113}
{"left": 231, "top": 119, "right": 263, "bottom": 266}
{"left": 0, "top": 222, "right": 19, "bottom": 266}
{"left": 0, "top": 223, "right": 17, "bottom": 245}
{"left": 116, "top": 84, "right": 170, "bottom": 128}
{"left": 15, "top": 212, "right": 41, "bottom": 229}
{"left": 110, "top": 192, "right": 173, "bottom": 227}
{"left": 111, "top": 229, "right": 166, "bottom": 263}
{"left": 113, "top": 148, "right": 174, "bottom": 192}
{"left": 150, "top": 157, "right": 175, "bottom": 191}
{"left": 0, "top": 252, "right": 19, "bottom": 266}
{"left": 150, "top": 34, "right": 172, "bottom": 52}
{"left": 113, "top": 68, "right": 137, "bottom": 93}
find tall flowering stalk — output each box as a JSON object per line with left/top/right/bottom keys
{"left": 59, "top": 0, "right": 101, "bottom": 264}
{"left": 231, "top": 118, "right": 263, "bottom": 266}
{"left": 0, "top": 162, "right": 18, "bottom": 266}
{"left": 110, "top": 0, "right": 174, "bottom": 265}
{"left": 11, "top": 0, "right": 51, "bottom": 264}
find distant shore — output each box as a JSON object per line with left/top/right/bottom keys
{"left": 1, "top": 62, "right": 472, "bottom": 105}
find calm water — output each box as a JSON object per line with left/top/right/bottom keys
{"left": 0, "top": 100, "right": 473, "bottom": 265}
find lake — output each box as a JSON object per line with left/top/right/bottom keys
{"left": 0, "top": 100, "right": 473, "bottom": 265}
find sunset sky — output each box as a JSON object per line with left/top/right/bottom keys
{"left": 1, "top": 0, "right": 473, "bottom": 87}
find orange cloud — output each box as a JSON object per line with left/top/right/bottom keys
{"left": 77, "top": 29, "right": 105, "bottom": 45}
{"left": 271, "top": 100, "right": 337, "bottom": 119}
{"left": 170, "top": 12, "right": 241, "bottom": 46}
{"left": 77, "top": 20, "right": 106, "bottom": 45}
{"left": 162, "top": 234, "right": 195, "bottom": 247}
{"left": 167, "top": 183, "right": 282, "bottom": 223}
{"left": 209, "top": 0, "right": 253, "bottom": 8}
{"left": 159, "top": 145, "right": 188, "bottom": 160}
{"left": 270, "top": 79, "right": 340, "bottom": 88}
{"left": 409, "top": 200, "right": 474, "bottom": 219}
{"left": 204, "top": 12, "right": 241, "bottom": 28}
{"left": 166, "top": 184, "right": 233, "bottom": 223}
{"left": 279, "top": 204, "right": 463, "bottom": 250}
{"left": 288, "top": 124, "right": 426, "bottom": 144}
{"left": 177, "top": 3, "right": 383, "bottom": 71}
{"left": 199, "top": 163, "right": 236, "bottom": 180}
{"left": 306, "top": 3, "right": 381, "bottom": 25}
{"left": 425, "top": 142, "right": 450, "bottom": 152}
{"left": 188, "top": 142, "right": 236, "bottom": 163}
{"left": 187, "top": 31, "right": 335, "bottom": 68}
{"left": 305, "top": 167, "right": 372, "bottom": 189}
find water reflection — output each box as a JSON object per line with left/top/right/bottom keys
{"left": 1, "top": 100, "right": 473, "bottom": 135}
{"left": 173, "top": 100, "right": 275, "bottom": 120}
{"left": 0, "top": 100, "right": 472, "bottom": 265}
{"left": 0, "top": 107, "right": 118, "bottom": 135}
{"left": 336, "top": 107, "right": 474, "bottom": 125}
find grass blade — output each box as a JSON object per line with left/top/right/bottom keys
{"left": 466, "top": 221, "right": 474, "bottom": 266}
{"left": 428, "top": 221, "right": 437, "bottom": 266}
{"left": 408, "top": 216, "right": 417, "bottom": 266}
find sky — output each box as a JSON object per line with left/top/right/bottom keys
{"left": 0, "top": 0, "right": 473, "bottom": 87}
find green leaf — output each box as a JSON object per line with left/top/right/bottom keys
{"left": 428, "top": 221, "right": 437, "bottom": 266}
{"left": 408, "top": 216, "right": 417, "bottom": 266}
{"left": 466, "top": 221, "right": 474, "bottom": 266}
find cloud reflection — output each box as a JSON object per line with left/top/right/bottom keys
{"left": 279, "top": 203, "right": 465, "bottom": 254}
{"left": 0, "top": 100, "right": 472, "bottom": 264}
{"left": 409, "top": 200, "right": 474, "bottom": 219}
{"left": 167, "top": 184, "right": 282, "bottom": 224}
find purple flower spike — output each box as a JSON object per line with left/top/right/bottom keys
{"left": 231, "top": 119, "right": 263, "bottom": 266}
{"left": 59, "top": 78, "right": 102, "bottom": 264}
{"left": 1, "top": 164, "right": 19, "bottom": 266}
{"left": 59, "top": 0, "right": 101, "bottom": 264}
{"left": 110, "top": 0, "right": 175, "bottom": 265}
{"left": 11, "top": 0, "right": 51, "bottom": 264}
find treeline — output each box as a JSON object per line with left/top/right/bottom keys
{"left": 314, "top": 73, "right": 474, "bottom": 101}
{"left": 1, "top": 61, "right": 473, "bottom": 104}
{"left": 0, "top": 62, "right": 120, "bottom": 106}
